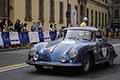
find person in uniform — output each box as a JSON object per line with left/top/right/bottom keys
{"left": 80, "top": 17, "right": 88, "bottom": 27}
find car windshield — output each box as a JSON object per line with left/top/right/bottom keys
{"left": 65, "top": 30, "right": 91, "bottom": 40}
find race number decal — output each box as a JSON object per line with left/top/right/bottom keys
{"left": 102, "top": 48, "right": 107, "bottom": 57}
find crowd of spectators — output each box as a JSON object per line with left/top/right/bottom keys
{"left": 1, "top": 18, "right": 119, "bottom": 41}
{"left": 0, "top": 19, "right": 45, "bottom": 32}
{"left": 0, "top": 19, "right": 66, "bottom": 41}
{"left": 0, "top": 19, "right": 29, "bottom": 32}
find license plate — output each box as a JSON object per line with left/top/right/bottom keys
{"left": 42, "top": 66, "right": 53, "bottom": 69}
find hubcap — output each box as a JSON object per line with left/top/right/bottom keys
{"left": 84, "top": 57, "right": 90, "bottom": 72}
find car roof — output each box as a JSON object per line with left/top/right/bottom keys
{"left": 65, "top": 27, "right": 98, "bottom": 32}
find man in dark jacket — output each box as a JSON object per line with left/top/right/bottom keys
{"left": 14, "top": 19, "right": 21, "bottom": 32}
{"left": 0, "top": 19, "right": 6, "bottom": 32}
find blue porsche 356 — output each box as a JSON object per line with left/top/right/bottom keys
{"left": 26, "top": 27, "right": 117, "bottom": 72}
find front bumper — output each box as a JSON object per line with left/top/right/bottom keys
{"left": 26, "top": 60, "right": 82, "bottom": 67}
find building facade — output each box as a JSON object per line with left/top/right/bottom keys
{"left": 80, "top": 0, "right": 109, "bottom": 29}
{"left": 0, "top": 0, "right": 9, "bottom": 19}
{"left": 111, "top": 0, "right": 120, "bottom": 29}
{"left": 7, "top": 0, "right": 78, "bottom": 31}
{"left": 0, "top": 0, "right": 111, "bottom": 31}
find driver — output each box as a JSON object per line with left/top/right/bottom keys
{"left": 96, "top": 30, "right": 102, "bottom": 39}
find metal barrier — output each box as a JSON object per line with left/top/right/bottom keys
{"left": 0, "top": 32, "right": 51, "bottom": 47}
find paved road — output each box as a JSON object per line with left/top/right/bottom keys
{"left": 0, "top": 49, "right": 29, "bottom": 67}
{"left": 0, "top": 40, "right": 120, "bottom": 80}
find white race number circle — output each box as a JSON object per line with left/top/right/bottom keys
{"left": 102, "top": 48, "right": 107, "bottom": 57}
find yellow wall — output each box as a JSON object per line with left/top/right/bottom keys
{"left": 32, "top": 0, "right": 39, "bottom": 22}
{"left": 86, "top": 0, "right": 108, "bottom": 29}
{"left": 14, "top": 0, "right": 25, "bottom": 22}
{"left": 9, "top": 0, "right": 109, "bottom": 31}
{"left": 9, "top": 0, "right": 14, "bottom": 22}
{"left": 44, "top": 0, "right": 50, "bottom": 31}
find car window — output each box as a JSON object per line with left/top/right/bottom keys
{"left": 65, "top": 30, "right": 92, "bottom": 40}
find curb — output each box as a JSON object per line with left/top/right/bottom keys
{"left": 0, "top": 47, "right": 29, "bottom": 52}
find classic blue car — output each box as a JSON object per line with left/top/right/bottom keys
{"left": 26, "top": 27, "right": 117, "bottom": 72}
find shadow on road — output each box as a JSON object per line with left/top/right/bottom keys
{"left": 27, "top": 64, "right": 120, "bottom": 79}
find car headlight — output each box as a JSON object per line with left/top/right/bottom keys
{"left": 29, "top": 48, "right": 37, "bottom": 56}
{"left": 60, "top": 56, "right": 66, "bottom": 63}
{"left": 68, "top": 48, "right": 78, "bottom": 59}
{"left": 33, "top": 54, "right": 39, "bottom": 61}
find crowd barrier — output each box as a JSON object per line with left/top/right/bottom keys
{"left": 0, "top": 32, "right": 51, "bottom": 47}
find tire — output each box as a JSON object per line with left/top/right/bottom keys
{"left": 34, "top": 65, "right": 43, "bottom": 71}
{"left": 82, "top": 54, "right": 91, "bottom": 72}
{"left": 106, "top": 53, "right": 114, "bottom": 66}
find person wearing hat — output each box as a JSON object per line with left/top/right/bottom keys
{"left": 80, "top": 17, "right": 88, "bottom": 27}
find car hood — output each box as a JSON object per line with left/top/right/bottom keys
{"left": 33, "top": 39, "right": 94, "bottom": 62}
{"left": 49, "top": 39, "right": 88, "bottom": 62}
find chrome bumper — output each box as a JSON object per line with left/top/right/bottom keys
{"left": 26, "top": 60, "right": 82, "bottom": 67}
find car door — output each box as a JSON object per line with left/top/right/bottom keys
{"left": 95, "top": 38, "right": 108, "bottom": 62}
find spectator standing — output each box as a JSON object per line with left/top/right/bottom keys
{"left": 58, "top": 26, "right": 65, "bottom": 38}
{"left": 111, "top": 24, "right": 115, "bottom": 38}
{"left": 14, "top": 19, "right": 21, "bottom": 32}
{"left": 36, "top": 21, "right": 43, "bottom": 32}
{"left": 36, "top": 21, "right": 44, "bottom": 42}
{"left": 22, "top": 23, "right": 28, "bottom": 32}
{"left": 31, "top": 22, "right": 37, "bottom": 31}
{"left": 116, "top": 26, "right": 119, "bottom": 37}
{"left": 7, "top": 20, "right": 14, "bottom": 32}
{"left": 0, "top": 18, "right": 6, "bottom": 32}
{"left": 20, "top": 23, "right": 24, "bottom": 30}
{"left": 53, "top": 24, "right": 57, "bottom": 40}
{"left": 49, "top": 24, "right": 54, "bottom": 41}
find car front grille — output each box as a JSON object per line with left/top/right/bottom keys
{"left": 38, "top": 53, "right": 51, "bottom": 62}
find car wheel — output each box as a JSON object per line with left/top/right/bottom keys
{"left": 105, "top": 52, "right": 114, "bottom": 66}
{"left": 34, "top": 65, "right": 43, "bottom": 71}
{"left": 82, "top": 55, "right": 91, "bottom": 72}
{"left": 107, "top": 54, "right": 114, "bottom": 66}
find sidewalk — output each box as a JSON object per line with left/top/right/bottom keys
{"left": 0, "top": 38, "right": 120, "bottom": 52}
